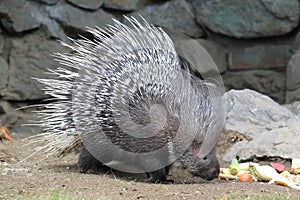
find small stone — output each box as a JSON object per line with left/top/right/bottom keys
{"left": 27, "top": 0, "right": 60, "bottom": 5}
{"left": 67, "top": 0, "right": 104, "bottom": 10}
{"left": 103, "top": 0, "right": 138, "bottom": 11}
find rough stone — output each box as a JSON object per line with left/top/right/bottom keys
{"left": 287, "top": 53, "right": 300, "bottom": 90}
{"left": 0, "top": 0, "right": 41, "bottom": 33}
{"left": 27, "top": 0, "right": 60, "bottom": 5}
{"left": 286, "top": 88, "right": 300, "bottom": 103}
{"left": 229, "top": 41, "right": 292, "bottom": 70}
{"left": 39, "top": 17, "right": 68, "bottom": 41}
{"left": 196, "top": 39, "right": 227, "bottom": 73}
{"left": 0, "top": 0, "right": 66, "bottom": 40}
{"left": 22, "top": 2, "right": 68, "bottom": 41}
{"left": 0, "top": 101, "right": 13, "bottom": 120}
{"left": 135, "top": 0, "right": 156, "bottom": 10}
{"left": 103, "top": 0, "right": 138, "bottom": 11}
{"left": 223, "top": 89, "right": 300, "bottom": 162}
{"left": 0, "top": 34, "right": 4, "bottom": 54}
{"left": 222, "top": 70, "right": 286, "bottom": 103}
{"left": 210, "top": 33, "right": 294, "bottom": 70}
{"left": 194, "top": 0, "right": 300, "bottom": 38}
{"left": 285, "top": 101, "right": 300, "bottom": 117}
{"left": 286, "top": 52, "right": 300, "bottom": 103}
{"left": 67, "top": 0, "right": 104, "bottom": 10}
{"left": 49, "top": 2, "right": 114, "bottom": 32}
{"left": 290, "top": 31, "right": 300, "bottom": 54}
{"left": 127, "top": 0, "right": 204, "bottom": 38}
{"left": 0, "top": 100, "right": 43, "bottom": 136}
{"left": 4, "top": 32, "right": 67, "bottom": 100}
{"left": 0, "top": 58, "right": 8, "bottom": 97}
{"left": 161, "top": 31, "right": 223, "bottom": 82}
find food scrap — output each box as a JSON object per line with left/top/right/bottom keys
{"left": 270, "top": 162, "right": 285, "bottom": 173}
{"left": 0, "top": 126, "right": 13, "bottom": 141}
{"left": 219, "top": 158, "right": 300, "bottom": 190}
{"left": 230, "top": 158, "right": 239, "bottom": 175}
{"left": 238, "top": 173, "right": 253, "bottom": 182}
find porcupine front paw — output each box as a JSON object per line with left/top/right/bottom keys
{"left": 147, "top": 167, "right": 173, "bottom": 183}
{"left": 78, "top": 147, "right": 110, "bottom": 174}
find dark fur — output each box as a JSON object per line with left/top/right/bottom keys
{"left": 78, "top": 145, "right": 219, "bottom": 183}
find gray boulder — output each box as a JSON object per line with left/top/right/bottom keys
{"left": 103, "top": 0, "right": 138, "bottom": 11}
{"left": 3, "top": 31, "right": 68, "bottom": 100}
{"left": 49, "top": 2, "right": 114, "bottom": 32}
{"left": 27, "top": 0, "right": 60, "bottom": 5}
{"left": 285, "top": 101, "right": 300, "bottom": 117}
{"left": 30, "top": 2, "right": 68, "bottom": 40}
{"left": 0, "top": 0, "right": 67, "bottom": 40}
{"left": 286, "top": 89, "right": 300, "bottom": 104}
{"left": 0, "top": 34, "right": 4, "bottom": 54}
{"left": 208, "top": 33, "right": 294, "bottom": 70}
{"left": 127, "top": 0, "right": 204, "bottom": 38}
{"left": 194, "top": 0, "right": 299, "bottom": 38}
{"left": 196, "top": 39, "right": 227, "bottom": 73}
{"left": 0, "top": 58, "right": 8, "bottom": 97}
{"left": 227, "top": 39, "right": 293, "bottom": 70}
{"left": 290, "top": 31, "right": 300, "bottom": 54}
{"left": 287, "top": 53, "right": 300, "bottom": 91}
{"left": 223, "top": 89, "right": 300, "bottom": 161}
{"left": 222, "top": 70, "right": 286, "bottom": 103}
{"left": 0, "top": 0, "right": 40, "bottom": 33}
{"left": 67, "top": 0, "right": 104, "bottom": 10}
{"left": 0, "top": 100, "right": 43, "bottom": 136}
{"left": 286, "top": 52, "right": 300, "bottom": 103}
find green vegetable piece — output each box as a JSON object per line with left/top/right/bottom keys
{"left": 230, "top": 158, "right": 239, "bottom": 175}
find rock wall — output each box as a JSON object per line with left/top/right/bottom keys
{"left": 0, "top": 0, "right": 300, "bottom": 134}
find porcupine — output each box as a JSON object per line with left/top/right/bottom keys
{"left": 35, "top": 16, "right": 225, "bottom": 183}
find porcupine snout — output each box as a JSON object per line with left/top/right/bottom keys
{"left": 179, "top": 141, "right": 220, "bottom": 180}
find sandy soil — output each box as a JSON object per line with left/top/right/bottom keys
{"left": 0, "top": 137, "right": 299, "bottom": 200}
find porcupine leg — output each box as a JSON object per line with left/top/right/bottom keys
{"left": 78, "top": 146, "right": 110, "bottom": 174}
{"left": 147, "top": 166, "right": 173, "bottom": 183}
{"left": 141, "top": 152, "right": 173, "bottom": 183}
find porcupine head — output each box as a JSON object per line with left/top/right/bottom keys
{"left": 36, "top": 16, "right": 225, "bottom": 183}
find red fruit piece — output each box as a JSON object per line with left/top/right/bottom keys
{"left": 270, "top": 162, "right": 285, "bottom": 173}
{"left": 238, "top": 173, "right": 253, "bottom": 182}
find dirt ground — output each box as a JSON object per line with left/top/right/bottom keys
{"left": 0, "top": 135, "right": 300, "bottom": 200}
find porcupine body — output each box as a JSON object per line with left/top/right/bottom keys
{"left": 36, "top": 17, "right": 225, "bottom": 183}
